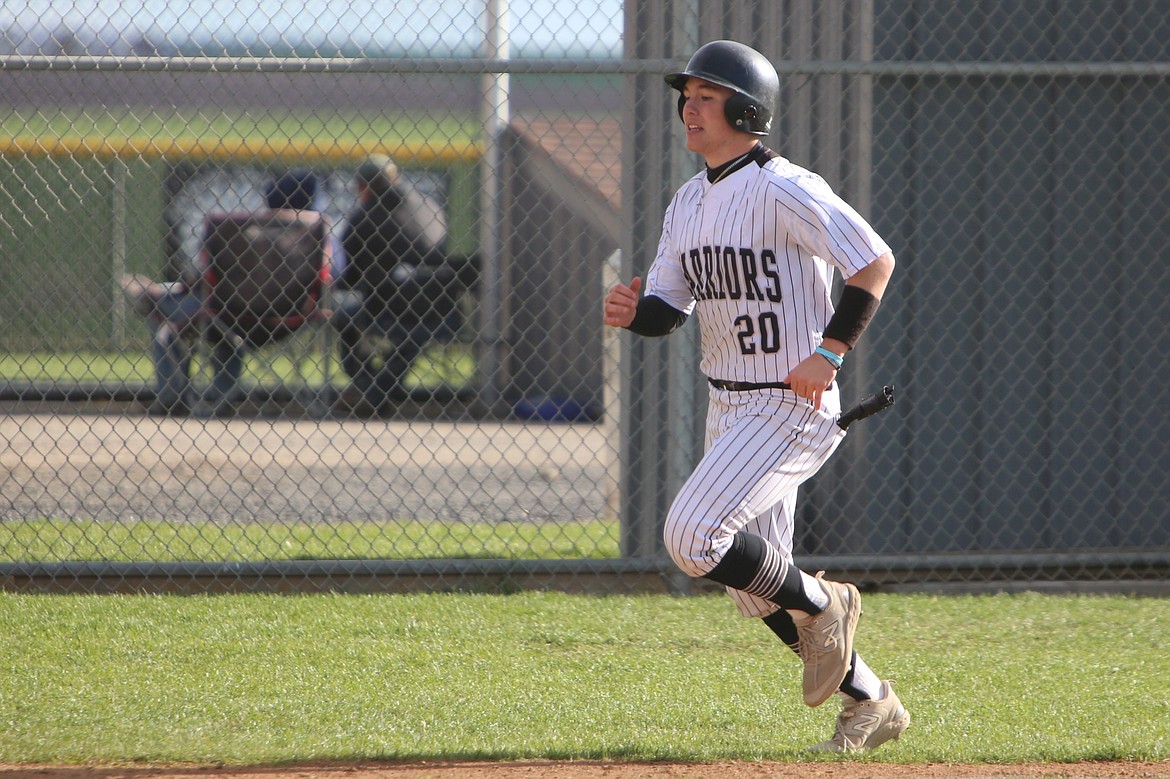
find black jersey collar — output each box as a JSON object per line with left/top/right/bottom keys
{"left": 704, "top": 143, "right": 776, "bottom": 184}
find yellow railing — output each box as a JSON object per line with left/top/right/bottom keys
{"left": 0, "top": 134, "right": 482, "bottom": 165}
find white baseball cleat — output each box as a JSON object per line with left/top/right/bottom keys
{"left": 791, "top": 571, "right": 861, "bottom": 707}
{"left": 810, "top": 680, "right": 911, "bottom": 753}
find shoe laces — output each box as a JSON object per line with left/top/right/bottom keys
{"left": 825, "top": 697, "right": 860, "bottom": 748}
{"left": 833, "top": 695, "right": 874, "bottom": 747}
{"left": 837, "top": 692, "right": 863, "bottom": 719}
{"left": 839, "top": 681, "right": 895, "bottom": 725}
{"left": 797, "top": 615, "right": 841, "bottom": 652}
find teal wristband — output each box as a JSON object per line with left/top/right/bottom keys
{"left": 815, "top": 346, "right": 844, "bottom": 370}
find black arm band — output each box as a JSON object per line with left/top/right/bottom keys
{"left": 627, "top": 294, "right": 688, "bottom": 337}
{"left": 823, "top": 284, "right": 881, "bottom": 349}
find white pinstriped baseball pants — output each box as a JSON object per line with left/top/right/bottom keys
{"left": 663, "top": 384, "right": 846, "bottom": 618}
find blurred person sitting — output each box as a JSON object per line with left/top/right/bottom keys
{"left": 331, "top": 154, "right": 464, "bottom": 416}
{"left": 122, "top": 169, "right": 329, "bottom": 416}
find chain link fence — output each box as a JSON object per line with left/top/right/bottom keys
{"left": 2, "top": 0, "right": 1168, "bottom": 594}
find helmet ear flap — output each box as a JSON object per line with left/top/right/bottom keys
{"left": 728, "top": 94, "right": 772, "bottom": 135}
{"left": 724, "top": 93, "right": 759, "bottom": 131}
{"left": 677, "top": 92, "right": 686, "bottom": 123}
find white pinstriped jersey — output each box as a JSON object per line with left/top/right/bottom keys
{"left": 644, "top": 146, "right": 891, "bottom": 383}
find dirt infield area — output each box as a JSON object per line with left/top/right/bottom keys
{"left": 3, "top": 762, "right": 1169, "bottom": 779}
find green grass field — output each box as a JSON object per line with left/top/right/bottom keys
{"left": 0, "top": 518, "right": 619, "bottom": 563}
{"left": 0, "top": 591, "right": 1167, "bottom": 765}
{"left": 0, "top": 344, "right": 477, "bottom": 391}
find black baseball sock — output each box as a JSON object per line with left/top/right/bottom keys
{"left": 702, "top": 531, "right": 823, "bottom": 612}
{"left": 761, "top": 608, "right": 801, "bottom": 656}
{"left": 837, "top": 651, "right": 869, "bottom": 700}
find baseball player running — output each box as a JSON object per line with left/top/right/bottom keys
{"left": 603, "top": 40, "right": 908, "bottom": 752}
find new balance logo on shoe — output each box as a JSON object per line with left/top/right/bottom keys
{"left": 810, "top": 681, "right": 911, "bottom": 753}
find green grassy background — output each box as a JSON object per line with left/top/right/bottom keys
{"left": 0, "top": 591, "right": 1167, "bottom": 766}
{"left": 0, "top": 344, "right": 476, "bottom": 391}
{"left": 0, "top": 518, "right": 619, "bottom": 563}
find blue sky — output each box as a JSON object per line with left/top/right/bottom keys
{"left": 0, "top": 0, "right": 624, "bottom": 57}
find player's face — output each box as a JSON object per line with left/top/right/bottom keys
{"left": 680, "top": 78, "right": 752, "bottom": 166}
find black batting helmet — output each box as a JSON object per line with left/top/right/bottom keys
{"left": 665, "top": 40, "right": 779, "bottom": 136}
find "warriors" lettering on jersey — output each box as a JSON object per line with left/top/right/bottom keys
{"left": 679, "top": 246, "right": 782, "bottom": 303}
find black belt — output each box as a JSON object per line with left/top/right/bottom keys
{"left": 708, "top": 378, "right": 792, "bottom": 392}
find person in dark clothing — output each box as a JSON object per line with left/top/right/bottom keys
{"left": 123, "top": 169, "right": 327, "bottom": 416}
{"left": 332, "top": 154, "right": 454, "bottom": 415}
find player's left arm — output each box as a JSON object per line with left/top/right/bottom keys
{"left": 785, "top": 251, "right": 895, "bottom": 410}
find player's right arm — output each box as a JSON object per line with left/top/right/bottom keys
{"left": 603, "top": 276, "right": 642, "bottom": 328}
{"left": 605, "top": 189, "right": 695, "bottom": 334}
{"left": 604, "top": 276, "right": 689, "bottom": 335}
